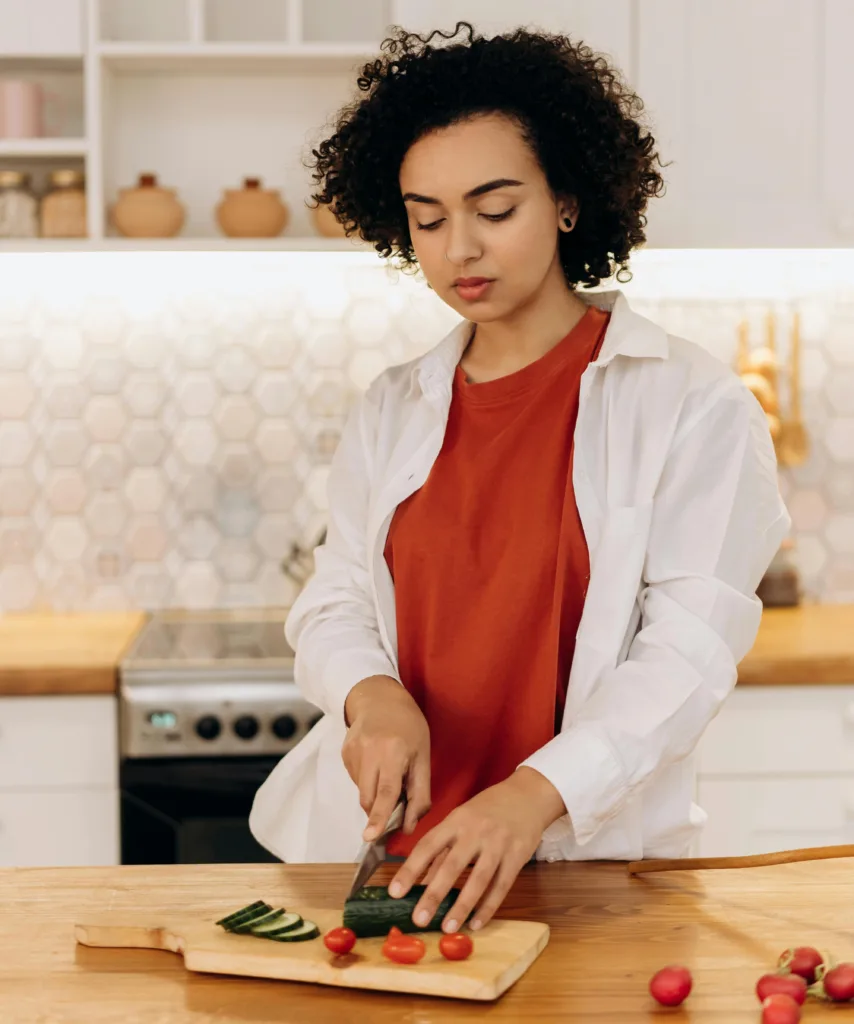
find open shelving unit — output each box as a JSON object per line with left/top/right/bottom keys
{"left": 0, "top": 0, "right": 405, "bottom": 250}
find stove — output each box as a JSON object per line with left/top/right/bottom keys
{"left": 120, "top": 608, "right": 321, "bottom": 759}
{"left": 119, "top": 609, "right": 320, "bottom": 864}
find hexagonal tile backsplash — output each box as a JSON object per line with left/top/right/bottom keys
{"left": 0, "top": 251, "right": 852, "bottom": 612}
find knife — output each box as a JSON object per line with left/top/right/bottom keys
{"left": 346, "top": 799, "right": 406, "bottom": 900}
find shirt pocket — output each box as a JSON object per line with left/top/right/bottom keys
{"left": 581, "top": 501, "right": 654, "bottom": 656}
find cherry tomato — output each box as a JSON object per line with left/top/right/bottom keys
{"left": 649, "top": 965, "right": 692, "bottom": 1007}
{"left": 382, "top": 929, "right": 426, "bottom": 965}
{"left": 823, "top": 962, "right": 854, "bottom": 1001}
{"left": 777, "top": 946, "right": 823, "bottom": 984}
{"left": 323, "top": 927, "right": 356, "bottom": 955}
{"left": 756, "top": 973, "right": 807, "bottom": 1005}
{"left": 439, "top": 932, "right": 474, "bottom": 961}
{"left": 762, "top": 993, "right": 801, "bottom": 1024}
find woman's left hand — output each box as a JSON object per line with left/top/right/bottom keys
{"left": 388, "top": 767, "right": 567, "bottom": 933}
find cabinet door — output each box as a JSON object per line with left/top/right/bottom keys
{"left": 0, "top": 789, "right": 119, "bottom": 866}
{"left": 822, "top": 0, "right": 854, "bottom": 244}
{"left": 697, "top": 777, "right": 854, "bottom": 858}
{"left": 393, "top": 1, "right": 633, "bottom": 77}
{"left": 0, "top": 0, "right": 83, "bottom": 55}
{"left": 636, "top": 0, "right": 825, "bottom": 247}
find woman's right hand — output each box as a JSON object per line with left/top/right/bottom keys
{"left": 342, "top": 675, "right": 431, "bottom": 841}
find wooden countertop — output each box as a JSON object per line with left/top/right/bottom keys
{"left": 4, "top": 859, "right": 854, "bottom": 1022}
{"left": 0, "top": 611, "right": 147, "bottom": 696}
{"left": 739, "top": 603, "right": 854, "bottom": 684}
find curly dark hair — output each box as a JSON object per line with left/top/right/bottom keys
{"left": 308, "top": 21, "right": 666, "bottom": 289}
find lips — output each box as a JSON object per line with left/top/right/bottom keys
{"left": 454, "top": 278, "right": 492, "bottom": 287}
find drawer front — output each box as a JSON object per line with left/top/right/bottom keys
{"left": 0, "top": 789, "right": 119, "bottom": 866}
{"left": 0, "top": 696, "right": 117, "bottom": 789}
{"left": 697, "top": 776, "right": 854, "bottom": 858}
{"left": 697, "top": 685, "right": 854, "bottom": 776}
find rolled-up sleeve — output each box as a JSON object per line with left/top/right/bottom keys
{"left": 285, "top": 386, "right": 399, "bottom": 721}
{"left": 521, "top": 380, "right": 791, "bottom": 845}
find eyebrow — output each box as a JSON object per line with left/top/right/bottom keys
{"left": 401, "top": 178, "right": 524, "bottom": 205}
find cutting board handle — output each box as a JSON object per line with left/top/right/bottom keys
{"left": 75, "top": 922, "right": 185, "bottom": 955}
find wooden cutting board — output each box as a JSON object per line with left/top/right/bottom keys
{"left": 75, "top": 908, "right": 549, "bottom": 1001}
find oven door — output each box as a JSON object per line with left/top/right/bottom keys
{"left": 120, "top": 756, "right": 281, "bottom": 864}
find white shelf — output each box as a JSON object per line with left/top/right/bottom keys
{"left": 0, "top": 237, "right": 372, "bottom": 253}
{"left": 0, "top": 138, "right": 88, "bottom": 158}
{"left": 98, "top": 41, "right": 377, "bottom": 73}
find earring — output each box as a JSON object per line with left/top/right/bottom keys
{"left": 563, "top": 216, "right": 573, "bottom": 230}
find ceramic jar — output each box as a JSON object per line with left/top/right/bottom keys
{"left": 0, "top": 170, "right": 38, "bottom": 237}
{"left": 112, "top": 173, "right": 185, "bottom": 238}
{"left": 40, "top": 169, "right": 87, "bottom": 238}
{"left": 216, "top": 178, "right": 288, "bottom": 238}
{"left": 311, "top": 200, "right": 347, "bottom": 238}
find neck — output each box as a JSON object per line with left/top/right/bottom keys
{"left": 460, "top": 258, "right": 589, "bottom": 382}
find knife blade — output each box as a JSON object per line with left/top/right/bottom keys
{"left": 346, "top": 799, "right": 405, "bottom": 900}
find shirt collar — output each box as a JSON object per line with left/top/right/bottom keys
{"left": 407, "top": 289, "right": 669, "bottom": 399}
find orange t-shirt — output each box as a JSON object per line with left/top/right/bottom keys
{"left": 384, "top": 305, "right": 610, "bottom": 856}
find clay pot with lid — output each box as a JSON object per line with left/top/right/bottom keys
{"left": 311, "top": 200, "right": 348, "bottom": 238}
{"left": 112, "top": 173, "right": 185, "bottom": 238}
{"left": 216, "top": 177, "right": 289, "bottom": 238}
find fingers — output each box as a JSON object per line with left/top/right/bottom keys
{"left": 363, "top": 769, "right": 403, "bottom": 841}
{"left": 442, "top": 851, "right": 502, "bottom": 932}
{"left": 403, "top": 755, "right": 431, "bottom": 834}
{"left": 409, "top": 842, "right": 477, "bottom": 930}
{"left": 389, "top": 825, "right": 453, "bottom": 900}
{"left": 421, "top": 848, "right": 449, "bottom": 885}
{"left": 467, "top": 856, "right": 524, "bottom": 930}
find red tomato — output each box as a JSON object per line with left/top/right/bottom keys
{"left": 823, "top": 962, "right": 854, "bottom": 1001}
{"left": 762, "top": 993, "right": 801, "bottom": 1024}
{"left": 755, "top": 973, "right": 807, "bottom": 1005}
{"left": 777, "top": 946, "right": 823, "bottom": 984}
{"left": 649, "top": 965, "right": 692, "bottom": 1007}
{"left": 439, "top": 932, "right": 474, "bottom": 961}
{"left": 323, "top": 927, "right": 356, "bottom": 955}
{"left": 382, "top": 930, "right": 426, "bottom": 965}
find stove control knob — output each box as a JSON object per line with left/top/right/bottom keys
{"left": 195, "top": 715, "right": 221, "bottom": 741}
{"left": 272, "top": 714, "right": 297, "bottom": 740}
{"left": 233, "top": 715, "right": 259, "bottom": 740}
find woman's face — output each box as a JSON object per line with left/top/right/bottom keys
{"left": 399, "top": 112, "right": 574, "bottom": 320}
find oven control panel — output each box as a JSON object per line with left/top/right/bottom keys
{"left": 120, "top": 681, "right": 322, "bottom": 758}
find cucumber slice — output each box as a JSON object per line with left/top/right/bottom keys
{"left": 220, "top": 903, "right": 274, "bottom": 932}
{"left": 250, "top": 912, "right": 303, "bottom": 937}
{"left": 216, "top": 900, "right": 269, "bottom": 929}
{"left": 343, "top": 885, "right": 464, "bottom": 938}
{"left": 231, "top": 908, "right": 285, "bottom": 934}
{"left": 267, "top": 919, "right": 320, "bottom": 942}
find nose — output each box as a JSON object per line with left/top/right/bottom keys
{"left": 444, "top": 215, "right": 483, "bottom": 268}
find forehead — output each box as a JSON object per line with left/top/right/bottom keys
{"left": 399, "top": 113, "right": 540, "bottom": 193}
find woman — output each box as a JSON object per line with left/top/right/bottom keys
{"left": 251, "top": 22, "right": 790, "bottom": 935}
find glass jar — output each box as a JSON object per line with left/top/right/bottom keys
{"left": 0, "top": 170, "right": 38, "bottom": 238}
{"left": 40, "top": 168, "right": 87, "bottom": 238}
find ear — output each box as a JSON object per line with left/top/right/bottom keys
{"left": 559, "top": 196, "right": 580, "bottom": 233}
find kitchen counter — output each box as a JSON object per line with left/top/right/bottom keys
{"left": 3, "top": 858, "right": 854, "bottom": 1022}
{"left": 738, "top": 603, "right": 854, "bottom": 684}
{"left": 0, "top": 611, "right": 147, "bottom": 695}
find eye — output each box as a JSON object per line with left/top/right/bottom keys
{"left": 416, "top": 219, "right": 445, "bottom": 231}
{"left": 481, "top": 208, "right": 516, "bottom": 222}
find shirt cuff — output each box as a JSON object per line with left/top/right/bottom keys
{"left": 520, "top": 725, "right": 627, "bottom": 846}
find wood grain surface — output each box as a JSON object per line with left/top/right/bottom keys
{"left": 738, "top": 603, "right": 854, "bottom": 684}
{"left": 0, "top": 611, "right": 146, "bottom": 695}
{"left": 5, "top": 859, "right": 854, "bottom": 1022}
{"left": 75, "top": 909, "right": 549, "bottom": 1000}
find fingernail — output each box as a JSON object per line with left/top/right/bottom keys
{"left": 471, "top": 919, "right": 483, "bottom": 931}
{"left": 444, "top": 919, "right": 458, "bottom": 933}
{"left": 388, "top": 881, "right": 402, "bottom": 898}
{"left": 415, "top": 910, "right": 430, "bottom": 927}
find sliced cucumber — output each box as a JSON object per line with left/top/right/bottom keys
{"left": 267, "top": 919, "right": 320, "bottom": 942}
{"left": 249, "top": 912, "right": 303, "bottom": 937}
{"left": 220, "top": 903, "right": 274, "bottom": 932}
{"left": 216, "top": 900, "right": 269, "bottom": 929}
{"left": 231, "top": 907, "right": 285, "bottom": 934}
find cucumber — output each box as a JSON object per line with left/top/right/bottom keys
{"left": 267, "top": 919, "right": 319, "bottom": 942}
{"left": 343, "top": 885, "right": 464, "bottom": 938}
{"left": 230, "top": 907, "right": 285, "bottom": 934}
{"left": 249, "top": 912, "right": 303, "bottom": 937}
{"left": 216, "top": 901, "right": 270, "bottom": 929}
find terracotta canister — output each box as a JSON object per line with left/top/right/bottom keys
{"left": 40, "top": 169, "right": 87, "bottom": 238}
{"left": 216, "top": 178, "right": 289, "bottom": 238}
{"left": 112, "top": 173, "right": 185, "bottom": 238}
{"left": 311, "top": 200, "right": 347, "bottom": 238}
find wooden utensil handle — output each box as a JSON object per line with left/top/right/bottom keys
{"left": 627, "top": 843, "right": 854, "bottom": 875}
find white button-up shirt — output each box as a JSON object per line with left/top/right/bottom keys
{"left": 250, "top": 289, "right": 791, "bottom": 863}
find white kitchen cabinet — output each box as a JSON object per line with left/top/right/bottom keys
{"left": 821, "top": 0, "right": 854, "bottom": 246}
{"left": 0, "top": 0, "right": 84, "bottom": 56}
{"left": 635, "top": 0, "right": 829, "bottom": 248}
{"left": 0, "top": 695, "right": 119, "bottom": 867}
{"left": 695, "top": 685, "right": 854, "bottom": 857}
